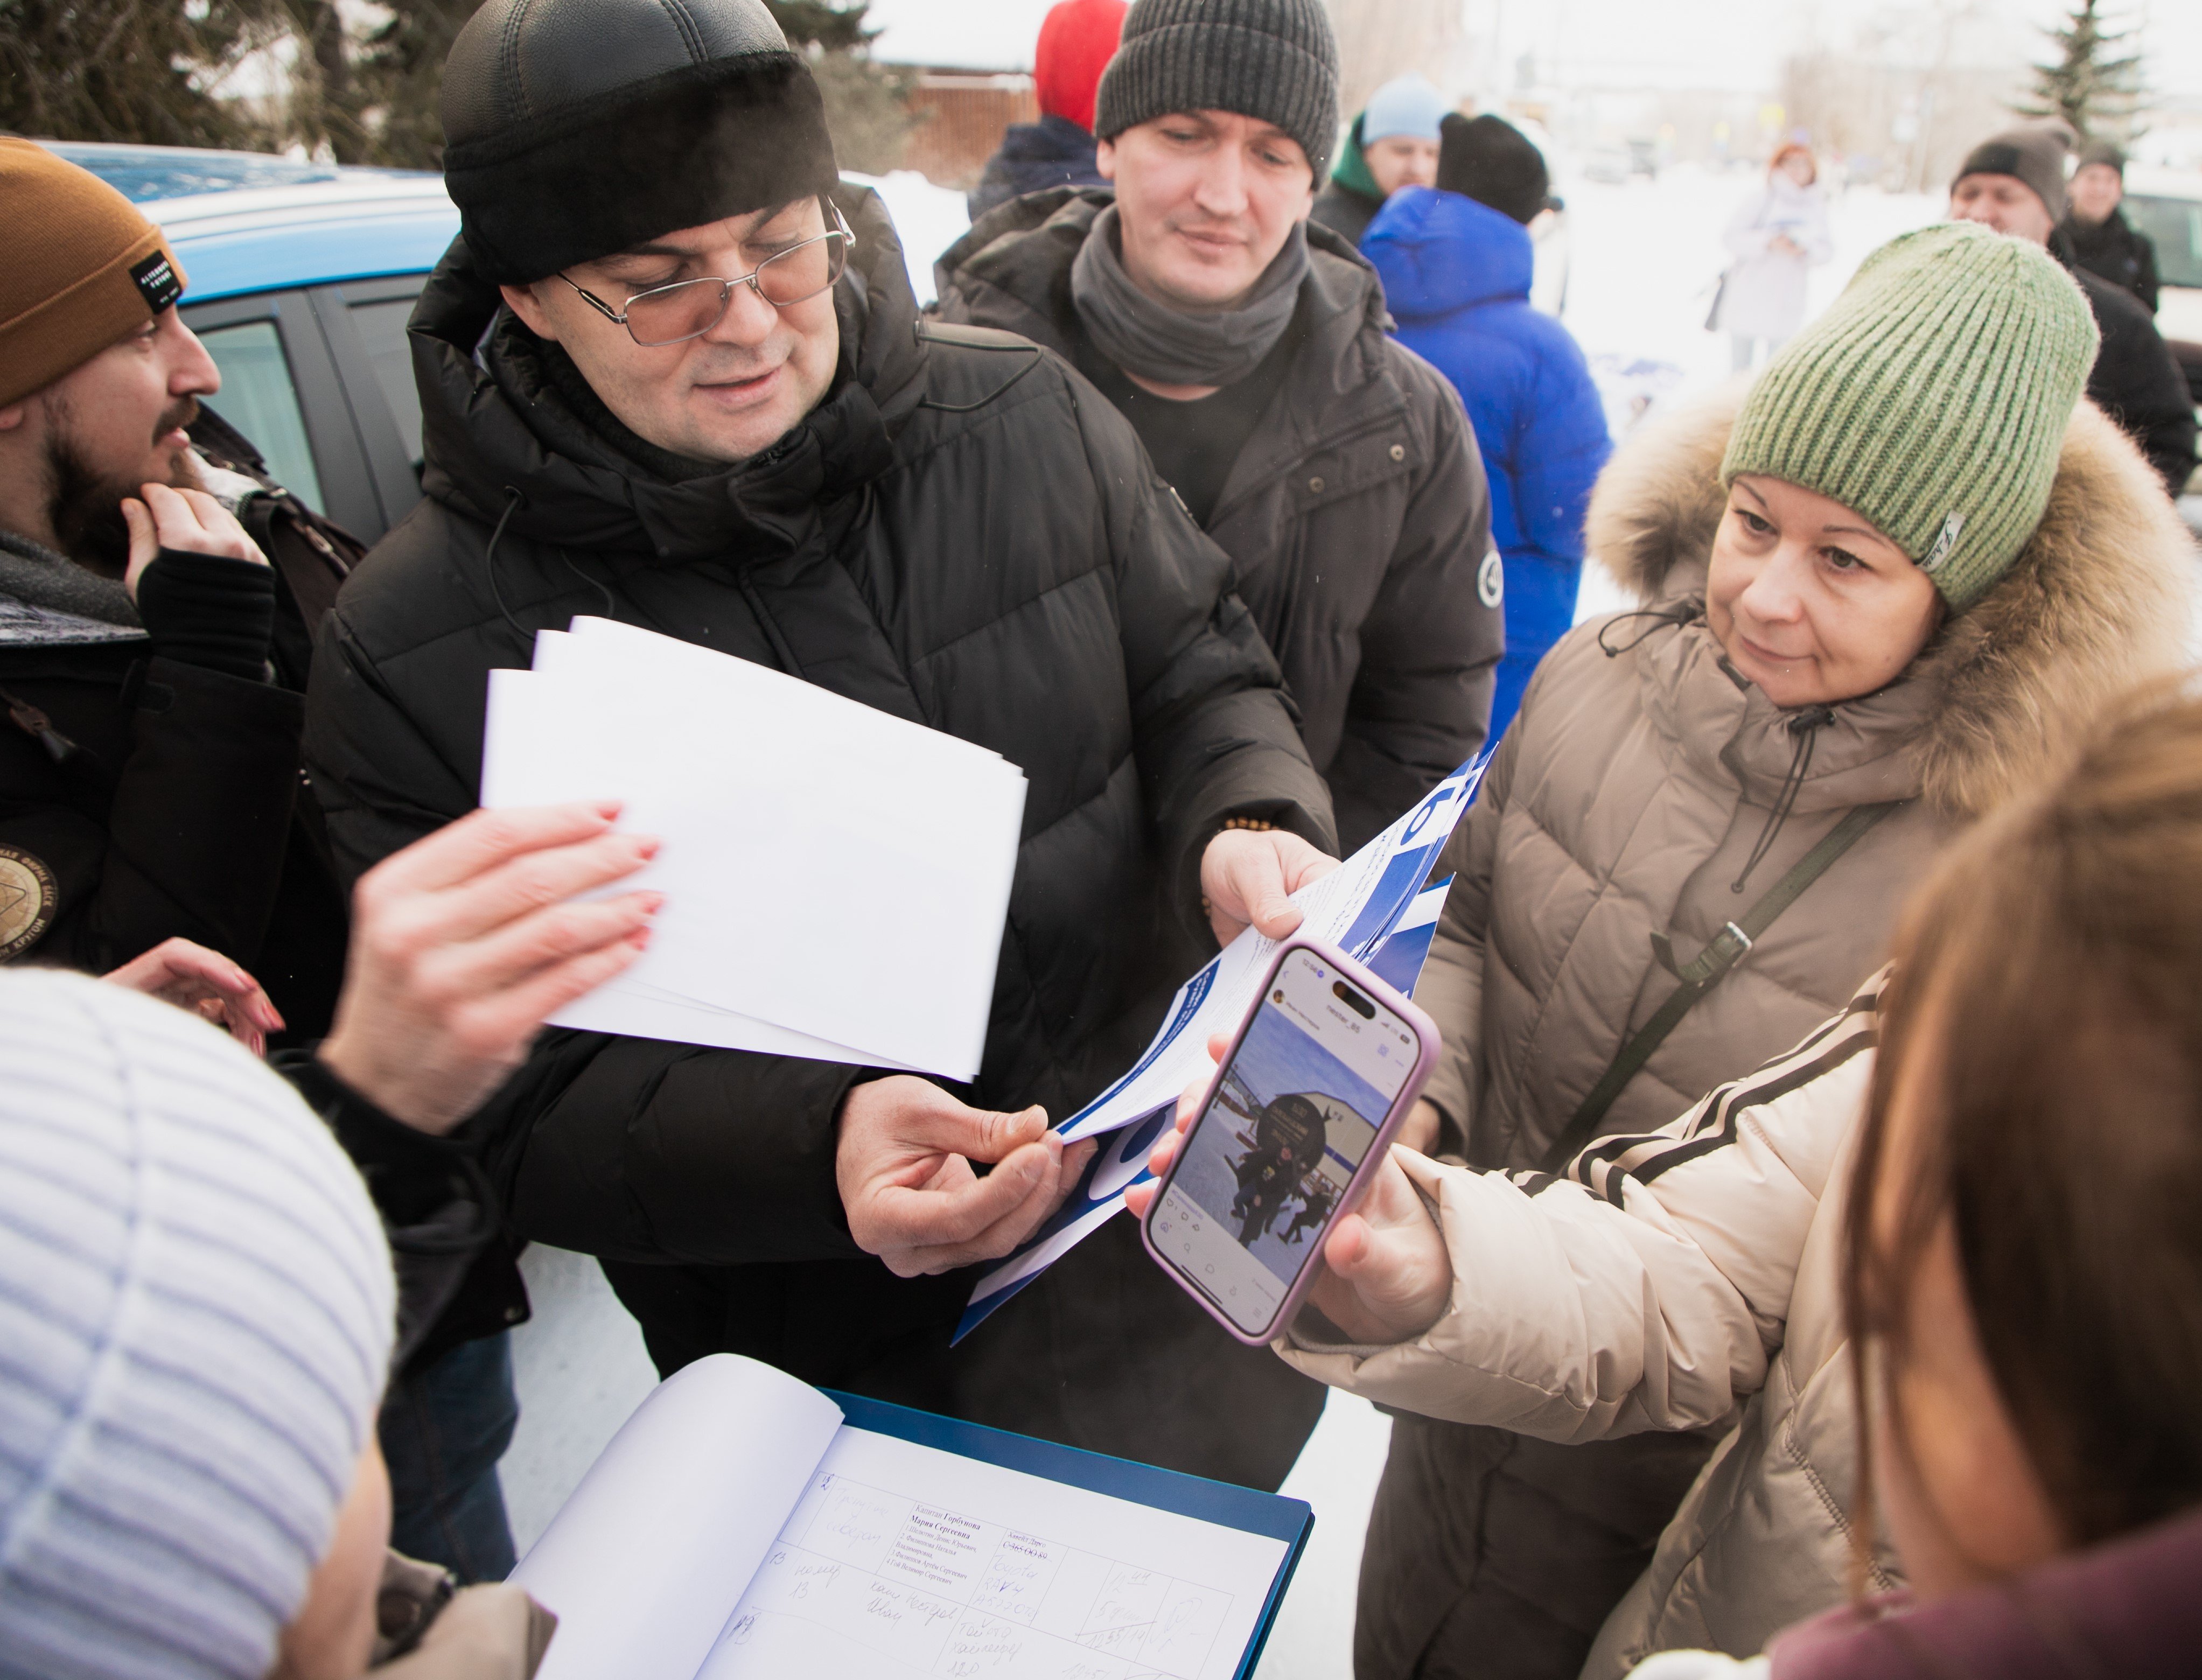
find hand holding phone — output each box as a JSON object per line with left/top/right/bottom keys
{"left": 1130, "top": 1034, "right": 1455, "bottom": 1346}
{"left": 1133, "top": 937, "right": 1445, "bottom": 1345}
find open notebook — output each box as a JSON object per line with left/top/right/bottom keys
{"left": 513, "top": 1355, "right": 1312, "bottom": 1680}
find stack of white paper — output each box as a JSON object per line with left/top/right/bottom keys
{"left": 480, "top": 618, "right": 1027, "bottom": 1081}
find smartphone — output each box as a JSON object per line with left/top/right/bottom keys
{"left": 1140, "top": 936, "right": 1438, "bottom": 1346}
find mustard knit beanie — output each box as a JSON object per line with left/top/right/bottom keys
{"left": 1721, "top": 221, "right": 2098, "bottom": 612}
{"left": 0, "top": 139, "right": 187, "bottom": 409}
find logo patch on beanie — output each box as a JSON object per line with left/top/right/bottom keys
{"left": 129, "top": 251, "right": 183, "bottom": 314}
{"left": 1921, "top": 512, "right": 1966, "bottom": 575}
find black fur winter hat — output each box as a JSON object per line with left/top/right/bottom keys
{"left": 439, "top": 0, "right": 841, "bottom": 285}
{"left": 1437, "top": 113, "right": 1550, "bottom": 226}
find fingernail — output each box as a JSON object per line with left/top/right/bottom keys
{"left": 639, "top": 892, "right": 666, "bottom": 914}
{"left": 634, "top": 837, "right": 662, "bottom": 859}
{"left": 631, "top": 926, "right": 654, "bottom": 948}
{"left": 594, "top": 800, "right": 621, "bottom": 818}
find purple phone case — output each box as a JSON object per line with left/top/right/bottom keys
{"left": 1138, "top": 934, "right": 1441, "bottom": 1346}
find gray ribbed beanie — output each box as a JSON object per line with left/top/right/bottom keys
{"left": 1721, "top": 221, "right": 2098, "bottom": 612}
{"left": 0, "top": 971, "right": 394, "bottom": 1680}
{"left": 1093, "top": 0, "right": 1340, "bottom": 179}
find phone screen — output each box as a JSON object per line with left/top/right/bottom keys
{"left": 1151, "top": 947, "right": 1419, "bottom": 1335}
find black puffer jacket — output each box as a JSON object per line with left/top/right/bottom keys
{"left": 305, "top": 186, "right": 1337, "bottom": 1483}
{"left": 2063, "top": 254, "right": 2197, "bottom": 496}
{"left": 0, "top": 414, "right": 353, "bottom": 1039}
{"left": 933, "top": 187, "right": 1501, "bottom": 853}
{"left": 2059, "top": 207, "right": 2161, "bottom": 313}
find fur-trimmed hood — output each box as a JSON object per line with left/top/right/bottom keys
{"left": 1584, "top": 387, "right": 2197, "bottom": 816}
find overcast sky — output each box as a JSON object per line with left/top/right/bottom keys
{"left": 866, "top": 0, "right": 2202, "bottom": 102}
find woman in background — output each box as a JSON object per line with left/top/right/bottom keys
{"left": 1715, "top": 144, "right": 1833, "bottom": 372}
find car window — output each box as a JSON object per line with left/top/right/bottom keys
{"left": 346, "top": 297, "right": 425, "bottom": 471}
{"left": 194, "top": 319, "right": 326, "bottom": 511}
{"left": 2126, "top": 193, "right": 2202, "bottom": 291}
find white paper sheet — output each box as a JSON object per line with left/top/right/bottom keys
{"left": 561, "top": 978, "right": 921, "bottom": 1069}
{"left": 480, "top": 620, "right": 1027, "bottom": 1077}
{"left": 514, "top": 1356, "right": 844, "bottom": 1680}
{"left": 697, "top": 1425, "right": 1290, "bottom": 1680}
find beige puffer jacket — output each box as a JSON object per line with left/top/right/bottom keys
{"left": 1279, "top": 396, "right": 2193, "bottom": 1676}
{"left": 1283, "top": 979, "right": 1893, "bottom": 1669}
{"left": 1415, "top": 392, "right": 2191, "bottom": 1172}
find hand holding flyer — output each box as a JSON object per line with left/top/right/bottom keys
{"left": 955, "top": 750, "right": 1488, "bottom": 1342}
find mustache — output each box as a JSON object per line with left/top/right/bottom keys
{"left": 155, "top": 396, "right": 199, "bottom": 445}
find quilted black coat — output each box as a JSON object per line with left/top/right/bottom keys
{"left": 304, "top": 185, "right": 1337, "bottom": 1485}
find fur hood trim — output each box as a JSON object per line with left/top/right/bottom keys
{"left": 1584, "top": 387, "right": 2197, "bottom": 817}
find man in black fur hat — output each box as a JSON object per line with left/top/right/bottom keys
{"left": 307, "top": 0, "right": 1346, "bottom": 1492}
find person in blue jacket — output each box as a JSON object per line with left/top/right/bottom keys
{"left": 1364, "top": 114, "right": 1610, "bottom": 737}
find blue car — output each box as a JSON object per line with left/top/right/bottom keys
{"left": 43, "top": 141, "right": 461, "bottom": 545}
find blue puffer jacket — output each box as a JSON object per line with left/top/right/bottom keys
{"left": 1364, "top": 187, "right": 1611, "bottom": 738}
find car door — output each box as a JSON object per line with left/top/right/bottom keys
{"left": 183, "top": 277, "right": 430, "bottom": 547}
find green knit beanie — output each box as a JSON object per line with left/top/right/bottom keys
{"left": 1721, "top": 221, "right": 2098, "bottom": 612}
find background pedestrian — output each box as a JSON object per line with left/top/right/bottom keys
{"left": 1363, "top": 112, "right": 1610, "bottom": 740}
{"left": 1712, "top": 142, "right": 1833, "bottom": 372}
{"left": 967, "top": 0, "right": 1126, "bottom": 221}
{"left": 1311, "top": 73, "right": 1449, "bottom": 244}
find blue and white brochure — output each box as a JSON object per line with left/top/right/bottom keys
{"left": 954, "top": 749, "right": 1488, "bottom": 1342}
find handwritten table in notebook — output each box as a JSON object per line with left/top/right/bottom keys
{"left": 705, "top": 1423, "right": 1273, "bottom": 1680}
{"left": 724, "top": 1469, "right": 1241, "bottom": 1677}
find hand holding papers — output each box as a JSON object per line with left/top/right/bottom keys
{"left": 480, "top": 619, "right": 1027, "bottom": 1081}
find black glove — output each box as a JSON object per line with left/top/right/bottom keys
{"left": 132, "top": 547, "right": 277, "bottom": 680}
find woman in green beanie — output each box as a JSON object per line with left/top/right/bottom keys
{"left": 1294, "top": 222, "right": 2197, "bottom": 1680}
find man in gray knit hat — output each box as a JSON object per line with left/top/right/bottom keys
{"left": 1951, "top": 121, "right": 2194, "bottom": 495}
{"left": 936, "top": 0, "right": 1502, "bottom": 858}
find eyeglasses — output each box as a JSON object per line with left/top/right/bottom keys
{"left": 560, "top": 204, "right": 855, "bottom": 348}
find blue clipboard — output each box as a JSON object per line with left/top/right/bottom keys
{"left": 824, "top": 1391, "right": 1315, "bottom": 1679}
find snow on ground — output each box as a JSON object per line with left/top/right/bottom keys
{"left": 1554, "top": 163, "right": 1941, "bottom": 430}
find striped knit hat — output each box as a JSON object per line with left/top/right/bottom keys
{"left": 1721, "top": 221, "right": 2099, "bottom": 612}
{"left": 0, "top": 971, "right": 394, "bottom": 1680}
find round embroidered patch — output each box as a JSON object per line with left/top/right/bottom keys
{"left": 0, "top": 846, "right": 55, "bottom": 960}
{"left": 1477, "top": 546, "right": 1505, "bottom": 608}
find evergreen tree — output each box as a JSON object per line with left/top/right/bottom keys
{"left": 767, "top": 0, "right": 916, "bottom": 174}
{"left": 2015, "top": 0, "right": 2146, "bottom": 142}
{"left": 352, "top": 0, "right": 479, "bottom": 168}
{"left": 0, "top": 0, "right": 280, "bottom": 148}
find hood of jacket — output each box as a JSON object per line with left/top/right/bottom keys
{"left": 407, "top": 183, "right": 926, "bottom": 570}
{"left": 1361, "top": 185, "right": 1534, "bottom": 319}
{"left": 1583, "top": 386, "right": 2197, "bottom": 818}
{"left": 1329, "top": 113, "right": 1383, "bottom": 203}
{"left": 995, "top": 113, "right": 1100, "bottom": 166}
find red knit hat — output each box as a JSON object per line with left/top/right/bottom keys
{"left": 1035, "top": 0, "right": 1128, "bottom": 132}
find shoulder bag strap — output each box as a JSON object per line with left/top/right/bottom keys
{"left": 1536, "top": 800, "right": 1903, "bottom": 1173}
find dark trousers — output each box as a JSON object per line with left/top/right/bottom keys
{"left": 380, "top": 1331, "right": 520, "bottom": 1583}
{"left": 1354, "top": 1415, "right": 1719, "bottom": 1680}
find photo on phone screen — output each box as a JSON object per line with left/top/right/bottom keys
{"left": 1151, "top": 947, "right": 1420, "bottom": 1335}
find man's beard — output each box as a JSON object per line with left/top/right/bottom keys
{"left": 44, "top": 396, "right": 205, "bottom": 578}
